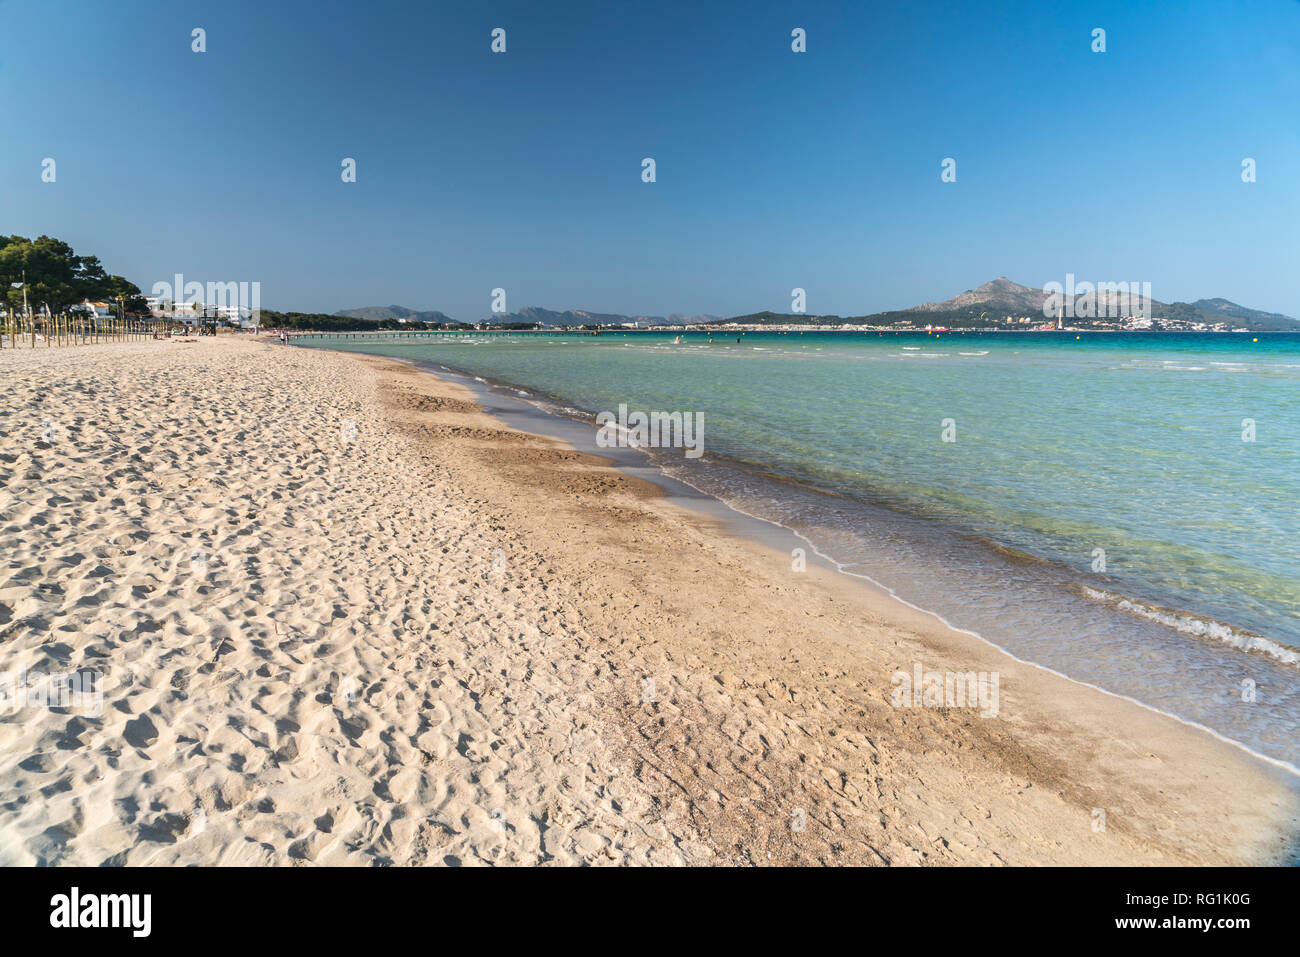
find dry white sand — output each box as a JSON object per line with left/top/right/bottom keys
{"left": 0, "top": 337, "right": 1294, "bottom": 865}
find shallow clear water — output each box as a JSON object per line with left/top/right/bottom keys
{"left": 299, "top": 330, "right": 1300, "bottom": 768}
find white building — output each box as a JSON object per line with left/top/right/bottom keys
{"left": 71, "top": 300, "right": 113, "bottom": 318}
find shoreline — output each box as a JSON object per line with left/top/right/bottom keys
{"left": 355, "top": 344, "right": 1300, "bottom": 863}
{"left": 2, "top": 336, "right": 1295, "bottom": 865}
{"left": 310, "top": 341, "right": 1300, "bottom": 771}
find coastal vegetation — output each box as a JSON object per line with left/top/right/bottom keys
{"left": 0, "top": 234, "right": 146, "bottom": 315}
{"left": 257, "top": 310, "right": 477, "bottom": 332}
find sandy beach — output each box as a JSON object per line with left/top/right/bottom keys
{"left": 0, "top": 336, "right": 1295, "bottom": 866}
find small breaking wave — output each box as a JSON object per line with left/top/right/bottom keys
{"left": 1083, "top": 586, "right": 1300, "bottom": 666}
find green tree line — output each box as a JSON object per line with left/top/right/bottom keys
{"left": 0, "top": 234, "right": 146, "bottom": 315}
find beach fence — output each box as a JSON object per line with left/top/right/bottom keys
{"left": 0, "top": 312, "right": 169, "bottom": 349}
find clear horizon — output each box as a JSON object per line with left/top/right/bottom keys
{"left": 2, "top": 0, "right": 1297, "bottom": 320}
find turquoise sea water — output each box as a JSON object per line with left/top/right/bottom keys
{"left": 300, "top": 330, "right": 1300, "bottom": 768}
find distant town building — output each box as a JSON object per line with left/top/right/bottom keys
{"left": 71, "top": 300, "right": 113, "bottom": 318}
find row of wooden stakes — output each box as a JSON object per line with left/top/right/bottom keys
{"left": 0, "top": 313, "right": 175, "bottom": 348}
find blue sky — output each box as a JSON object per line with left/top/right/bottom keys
{"left": 1, "top": 0, "right": 1297, "bottom": 319}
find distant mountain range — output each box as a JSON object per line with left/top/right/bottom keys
{"left": 1190, "top": 297, "right": 1298, "bottom": 328}
{"left": 910, "top": 277, "right": 1050, "bottom": 313}
{"left": 336, "top": 280, "right": 1299, "bottom": 331}
{"left": 334, "top": 304, "right": 723, "bottom": 327}
{"left": 335, "top": 304, "right": 457, "bottom": 324}
{"left": 726, "top": 278, "right": 1300, "bottom": 330}
{"left": 903, "top": 277, "right": 1299, "bottom": 329}
{"left": 482, "top": 306, "right": 725, "bottom": 327}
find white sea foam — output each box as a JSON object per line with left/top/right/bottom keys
{"left": 1082, "top": 587, "right": 1300, "bottom": 666}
